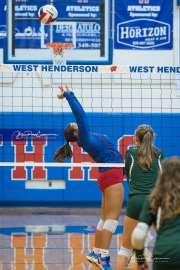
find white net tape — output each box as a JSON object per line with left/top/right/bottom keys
{"left": 0, "top": 162, "right": 124, "bottom": 189}
{"left": 0, "top": 162, "right": 124, "bottom": 168}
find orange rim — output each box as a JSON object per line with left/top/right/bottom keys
{"left": 46, "top": 42, "right": 73, "bottom": 54}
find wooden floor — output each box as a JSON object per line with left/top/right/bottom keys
{"left": 0, "top": 209, "right": 151, "bottom": 270}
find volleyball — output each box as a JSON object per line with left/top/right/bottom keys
{"left": 38, "top": 5, "right": 58, "bottom": 24}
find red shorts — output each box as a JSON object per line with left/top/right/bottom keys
{"left": 97, "top": 168, "right": 123, "bottom": 192}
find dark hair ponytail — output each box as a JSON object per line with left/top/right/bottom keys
{"left": 136, "top": 125, "right": 155, "bottom": 170}
{"left": 53, "top": 123, "right": 77, "bottom": 162}
{"left": 53, "top": 143, "right": 72, "bottom": 162}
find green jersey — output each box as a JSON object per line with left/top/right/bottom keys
{"left": 125, "top": 146, "right": 163, "bottom": 195}
{"left": 140, "top": 198, "right": 180, "bottom": 266}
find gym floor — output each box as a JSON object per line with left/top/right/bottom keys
{"left": 0, "top": 208, "right": 151, "bottom": 270}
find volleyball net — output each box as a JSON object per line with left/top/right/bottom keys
{"left": 0, "top": 70, "right": 180, "bottom": 194}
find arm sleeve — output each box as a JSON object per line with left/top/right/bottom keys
{"left": 64, "top": 91, "right": 90, "bottom": 141}
{"left": 124, "top": 150, "right": 132, "bottom": 178}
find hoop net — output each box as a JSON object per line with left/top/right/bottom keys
{"left": 46, "top": 42, "right": 73, "bottom": 65}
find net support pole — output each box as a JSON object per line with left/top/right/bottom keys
{"left": 100, "top": 0, "right": 105, "bottom": 57}
{"left": 11, "top": 0, "right": 16, "bottom": 56}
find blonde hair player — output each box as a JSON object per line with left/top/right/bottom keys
{"left": 54, "top": 86, "right": 124, "bottom": 270}
{"left": 132, "top": 157, "right": 180, "bottom": 270}
{"left": 117, "top": 124, "right": 163, "bottom": 270}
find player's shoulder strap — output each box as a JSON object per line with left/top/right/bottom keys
{"left": 127, "top": 145, "right": 138, "bottom": 156}
{"left": 126, "top": 146, "right": 137, "bottom": 178}
{"left": 153, "top": 146, "right": 163, "bottom": 172}
{"left": 153, "top": 146, "right": 162, "bottom": 156}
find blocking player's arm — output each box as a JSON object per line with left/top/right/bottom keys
{"left": 131, "top": 197, "right": 155, "bottom": 250}
{"left": 63, "top": 91, "right": 90, "bottom": 142}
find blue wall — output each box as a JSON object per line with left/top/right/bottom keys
{"left": 0, "top": 112, "right": 180, "bottom": 204}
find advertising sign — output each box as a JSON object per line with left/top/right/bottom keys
{"left": 0, "top": 0, "right": 6, "bottom": 47}
{"left": 115, "top": 0, "right": 173, "bottom": 49}
{"left": 0, "top": 0, "right": 102, "bottom": 49}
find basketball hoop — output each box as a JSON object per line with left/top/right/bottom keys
{"left": 46, "top": 42, "right": 73, "bottom": 65}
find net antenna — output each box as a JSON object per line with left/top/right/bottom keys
{"left": 46, "top": 42, "right": 74, "bottom": 65}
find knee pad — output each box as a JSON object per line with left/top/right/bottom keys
{"left": 96, "top": 219, "right": 104, "bottom": 231}
{"left": 118, "top": 246, "right": 132, "bottom": 260}
{"left": 103, "top": 219, "right": 118, "bottom": 233}
{"left": 131, "top": 222, "right": 149, "bottom": 250}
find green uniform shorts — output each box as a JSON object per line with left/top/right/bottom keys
{"left": 126, "top": 194, "right": 147, "bottom": 220}
{"left": 153, "top": 263, "right": 180, "bottom": 270}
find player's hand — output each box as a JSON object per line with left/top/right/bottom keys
{"left": 57, "top": 85, "right": 71, "bottom": 99}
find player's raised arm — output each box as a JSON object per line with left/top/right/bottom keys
{"left": 56, "top": 85, "right": 124, "bottom": 270}
{"left": 58, "top": 85, "right": 90, "bottom": 142}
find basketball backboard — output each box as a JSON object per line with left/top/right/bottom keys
{"left": 4, "top": 0, "right": 113, "bottom": 65}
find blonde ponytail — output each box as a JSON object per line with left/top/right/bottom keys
{"left": 135, "top": 125, "right": 154, "bottom": 170}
